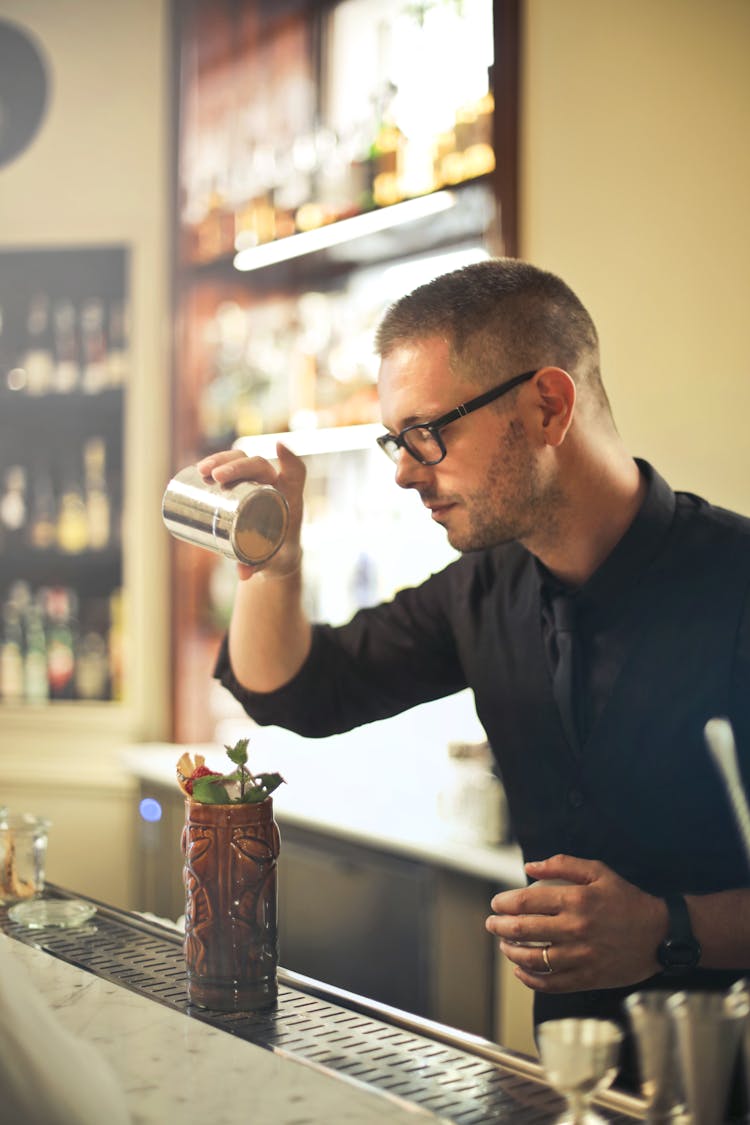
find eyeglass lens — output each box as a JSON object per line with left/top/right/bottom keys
{"left": 402, "top": 427, "right": 442, "bottom": 463}
{"left": 380, "top": 427, "right": 442, "bottom": 464}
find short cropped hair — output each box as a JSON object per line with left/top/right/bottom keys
{"left": 375, "top": 258, "right": 611, "bottom": 415}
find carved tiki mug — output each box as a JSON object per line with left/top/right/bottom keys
{"left": 182, "top": 797, "right": 280, "bottom": 1010}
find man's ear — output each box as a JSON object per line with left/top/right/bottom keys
{"left": 532, "top": 367, "right": 576, "bottom": 447}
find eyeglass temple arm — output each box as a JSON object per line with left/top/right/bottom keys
{"left": 432, "top": 368, "right": 538, "bottom": 427}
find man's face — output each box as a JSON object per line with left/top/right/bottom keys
{"left": 377, "top": 336, "right": 553, "bottom": 553}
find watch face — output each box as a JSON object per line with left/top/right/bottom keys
{"left": 0, "top": 19, "right": 51, "bottom": 169}
{"left": 658, "top": 937, "right": 702, "bottom": 973}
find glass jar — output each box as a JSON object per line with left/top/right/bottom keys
{"left": 0, "top": 812, "right": 50, "bottom": 903}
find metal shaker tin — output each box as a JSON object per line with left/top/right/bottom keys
{"left": 162, "top": 464, "right": 289, "bottom": 566}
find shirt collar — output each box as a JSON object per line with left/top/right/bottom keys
{"left": 535, "top": 459, "right": 677, "bottom": 608}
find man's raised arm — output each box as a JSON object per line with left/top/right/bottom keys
{"left": 198, "top": 443, "right": 312, "bottom": 694}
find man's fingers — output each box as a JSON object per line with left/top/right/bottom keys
{"left": 196, "top": 449, "right": 247, "bottom": 476}
{"left": 206, "top": 453, "right": 279, "bottom": 486}
{"left": 525, "top": 854, "right": 601, "bottom": 884}
{"left": 275, "top": 442, "right": 307, "bottom": 487}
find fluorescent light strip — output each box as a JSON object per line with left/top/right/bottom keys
{"left": 234, "top": 423, "right": 384, "bottom": 459}
{"left": 233, "top": 191, "right": 456, "bottom": 273}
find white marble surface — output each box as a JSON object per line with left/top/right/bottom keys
{"left": 0, "top": 933, "right": 439, "bottom": 1124}
{"left": 120, "top": 719, "right": 525, "bottom": 887}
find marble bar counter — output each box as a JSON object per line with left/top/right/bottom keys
{"left": 0, "top": 890, "right": 644, "bottom": 1125}
{"left": 0, "top": 931, "right": 431, "bottom": 1125}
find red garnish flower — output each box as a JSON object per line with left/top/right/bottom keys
{"left": 185, "top": 765, "right": 221, "bottom": 795}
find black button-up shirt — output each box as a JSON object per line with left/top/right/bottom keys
{"left": 215, "top": 460, "right": 750, "bottom": 1054}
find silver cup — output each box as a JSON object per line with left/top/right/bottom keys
{"left": 667, "top": 990, "right": 746, "bottom": 1125}
{"left": 727, "top": 980, "right": 750, "bottom": 1118}
{"left": 624, "top": 991, "right": 684, "bottom": 1122}
{"left": 162, "top": 465, "right": 289, "bottom": 566}
{"left": 537, "top": 1017, "right": 623, "bottom": 1124}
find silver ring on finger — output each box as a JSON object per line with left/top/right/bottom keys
{"left": 541, "top": 946, "right": 554, "bottom": 974}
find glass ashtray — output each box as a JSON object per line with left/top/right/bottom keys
{"left": 8, "top": 898, "right": 97, "bottom": 929}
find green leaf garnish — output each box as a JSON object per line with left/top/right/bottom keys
{"left": 225, "top": 738, "right": 249, "bottom": 767}
{"left": 239, "top": 786, "right": 272, "bottom": 804}
{"left": 192, "top": 776, "right": 232, "bottom": 804}
{"left": 252, "top": 772, "right": 284, "bottom": 797}
{"left": 188, "top": 740, "right": 285, "bottom": 805}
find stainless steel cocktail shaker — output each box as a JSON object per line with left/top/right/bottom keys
{"left": 162, "top": 464, "right": 289, "bottom": 566}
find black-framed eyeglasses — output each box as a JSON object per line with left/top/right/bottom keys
{"left": 376, "top": 368, "right": 538, "bottom": 466}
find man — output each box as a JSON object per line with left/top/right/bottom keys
{"left": 203, "top": 259, "right": 750, "bottom": 1088}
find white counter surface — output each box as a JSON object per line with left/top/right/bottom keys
{"left": 120, "top": 722, "right": 525, "bottom": 887}
{"left": 1, "top": 932, "right": 437, "bottom": 1124}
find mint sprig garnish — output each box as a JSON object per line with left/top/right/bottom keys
{"left": 191, "top": 776, "right": 232, "bottom": 804}
{"left": 190, "top": 738, "right": 284, "bottom": 805}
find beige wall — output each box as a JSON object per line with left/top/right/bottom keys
{"left": 521, "top": 0, "right": 750, "bottom": 514}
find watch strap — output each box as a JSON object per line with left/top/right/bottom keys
{"left": 657, "top": 892, "right": 702, "bottom": 975}
{"left": 665, "top": 892, "right": 692, "bottom": 940}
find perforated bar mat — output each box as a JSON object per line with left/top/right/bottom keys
{"left": 1, "top": 889, "right": 642, "bottom": 1124}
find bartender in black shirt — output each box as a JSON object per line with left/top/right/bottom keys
{"left": 203, "top": 259, "right": 750, "bottom": 1083}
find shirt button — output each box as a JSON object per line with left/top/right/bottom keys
{"left": 568, "top": 788, "right": 585, "bottom": 809}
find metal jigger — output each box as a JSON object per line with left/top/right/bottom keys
{"left": 537, "top": 1018, "right": 623, "bottom": 1124}
{"left": 703, "top": 719, "right": 750, "bottom": 1121}
{"left": 667, "top": 991, "right": 747, "bottom": 1125}
{"left": 624, "top": 991, "right": 685, "bottom": 1122}
{"left": 728, "top": 980, "right": 750, "bottom": 1120}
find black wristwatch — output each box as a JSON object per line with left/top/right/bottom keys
{"left": 656, "top": 892, "right": 702, "bottom": 975}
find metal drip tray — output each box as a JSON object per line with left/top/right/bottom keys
{"left": 2, "top": 888, "right": 643, "bottom": 1124}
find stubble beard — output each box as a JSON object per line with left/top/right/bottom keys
{"left": 445, "top": 418, "right": 563, "bottom": 554}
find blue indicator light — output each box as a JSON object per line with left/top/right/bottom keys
{"left": 139, "top": 798, "right": 163, "bottom": 823}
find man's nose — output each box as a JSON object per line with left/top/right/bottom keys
{"left": 393, "top": 448, "right": 430, "bottom": 490}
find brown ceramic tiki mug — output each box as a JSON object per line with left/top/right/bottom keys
{"left": 182, "top": 796, "right": 280, "bottom": 1010}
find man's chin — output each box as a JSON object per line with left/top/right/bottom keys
{"left": 447, "top": 526, "right": 517, "bottom": 554}
{"left": 445, "top": 528, "right": 485, "bottom": 554}
{"left": 428, "top": 504, "right": 515, "bottom": 553}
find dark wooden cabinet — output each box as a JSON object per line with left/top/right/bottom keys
{"left": 278, "top": 823, "right": 497, "bottom": 1038}
{"left": 278, "top": 823, "right": 435, "bottom": 1017}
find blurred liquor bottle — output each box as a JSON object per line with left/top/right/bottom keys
{"left": 57, "top": 458, "right": 89, "bottom": 555}
{"left": 80, "top": 298, "right": 109, "bottom": 394}
{"left": 22, "top": 293, "right": 55, "bottom": 396}
{"left": 107, "top": 298, "right": 129, "bottom": 387}
{"left": 76, "top": 595, "right": 111, "bottom": 701}
{"left": 0, "top": 588, "right": 25, "bottom": 702}
{"left": 28, "top": 461, "right": 57, "bottom": 550}
{"left": 45, "top": 586, "right": 77, "bottom": 701}
{"left": 83, "top": 437, "right": 111, "bottom": 551}
{"left": 23, "top": 595, "right": 49, "bottom": 703}
{"left": 52, "top": 298, "right": 81, "bottom": 393}
{"left": 0, "top": 465, "right": 28, "bottom": 549}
